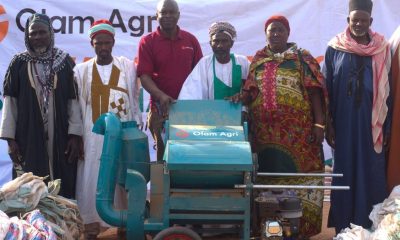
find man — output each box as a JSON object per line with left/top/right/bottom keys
{"left": 74, "top": 19, "right": 142, "bottom": 239}
{"left": 0, "top": 13, "right": 82, "bottom": 198}
{"left": 322, "top": 0, "right": 391, "bottom": 233}
{"left": 179, "top": 22, "right": 250, "bottom": 100}
{"left": 137, "top": 0, "right": 203, "bottom": 161}
{"left": 387, "top": 26, "right": 400, "bottom": 192}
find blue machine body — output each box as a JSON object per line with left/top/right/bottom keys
{"left": 95, "top": 100, "right": 254, "bottom": 239}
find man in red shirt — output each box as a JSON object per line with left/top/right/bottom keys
{"left": 137, "top": 0, "right": 203, "bottom": 161}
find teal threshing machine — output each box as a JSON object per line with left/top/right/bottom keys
{"left": 94, "top": 100, "right": 253, "bottom": 239}
{"left": 93, "top": 100, "right": 348, "bottom": 240}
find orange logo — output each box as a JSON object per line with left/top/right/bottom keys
{"left": 0, "top": 5, "right": 9, "bottom": 42}
{"left": 175, "top": 130, "right": 189, "bottom": 138}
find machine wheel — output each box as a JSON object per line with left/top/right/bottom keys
{"left": 153, "top": 226, "right": 202, "bottom": 240}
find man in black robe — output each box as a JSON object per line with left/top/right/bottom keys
{"left": 0, "top": 13, "right": 82, "bottom": 198}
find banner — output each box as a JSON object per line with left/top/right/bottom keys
{"left": 0, "top": 0, "right": 399, "bottom": 185}
{"left": 1, "top": 0, "right": 399, "bottom": 76}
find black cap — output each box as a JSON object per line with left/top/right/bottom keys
{"left": 349, "top": 0, "right": 373, "bottom": 14}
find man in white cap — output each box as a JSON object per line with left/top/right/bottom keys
{"left": 74, "top": 19, "right": 142, "bottom": 239}
{"left": 179, "top": 21, "right": 250, "bottom": 100}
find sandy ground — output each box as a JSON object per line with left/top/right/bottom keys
{"left": 310, "top": 202, "right": 336, "bottom": 240}
{"left": 97, "top": 201, "right": 335, "bottom": 240}
{"left": 98, "top": 166, "right": 336, "bottom": 239}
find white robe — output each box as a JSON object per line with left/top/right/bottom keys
{"left": 74, "top": 56, "right": 142, "bottom": 225}
{"left": 178, "top": 53, "right": 250, "bottom": 100}
{"left": 390, "top": 26, "right": 400, "bottom": 53}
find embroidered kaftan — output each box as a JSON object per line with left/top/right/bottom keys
{"left": 74, "top": 56, "right": 141, "bottom": 225}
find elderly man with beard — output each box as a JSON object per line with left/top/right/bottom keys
{"left": 322, "top": 0, "right": 392, "bottom": 233}
{"left": 0, "top": 13, "right": 82, "bottom": 198}
{"left": 179, "top": 22, "right": 250, "bottom": 100}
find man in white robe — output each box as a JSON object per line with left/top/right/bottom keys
{"left": 179, "top": 22, "right": 250, "bottom": 100}
{"left": 73, "top": 19, "right": 142, "bottom": 239}
{"left": 178, "top": 22, "right": 250, "bottom": 236}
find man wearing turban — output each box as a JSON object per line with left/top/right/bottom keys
{"left": 0, "top": 13, "right": 82, "bottom": 199}
{"left": 178, "top": 21, "right": 250, "bottom": 100}
{"left": 322, "top": 0, "right": 391, "bottom": 232}
{"left": 73, "top": 19, "right": 142, "bottom": 239}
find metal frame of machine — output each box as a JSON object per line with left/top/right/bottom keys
{"left": 94, "top": 100, "right": 348, "bottom": 240}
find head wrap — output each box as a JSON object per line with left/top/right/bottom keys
{"left": 264, "top": 15, "right": 290, "bottom": 34}
{"left": 23, "top": 13, "right": 69, "bottom": 119}
{"left": 24, "top": 13, "right": 55, "bottom": 59}
{"left": 209, "top": 21, "right": 237, "bottom": 41}
{"left": 27, "top": 13, "right": 51, "bottom": 28}
{"left": 349, "top": 0, "right": 373, "bottom": 14}
{"left": 88, "top": 19, "right": 115, "bottom": 40}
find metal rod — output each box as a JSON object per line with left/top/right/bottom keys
{"left": 235, "top": 184, "right": 350, "bottom": 190}
{"left": 257, "top": 172, "right": 343, "bottom": 177}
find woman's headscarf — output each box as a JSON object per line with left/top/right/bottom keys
{"left": 264, "top": 15, "right": 290, "bottom": 34}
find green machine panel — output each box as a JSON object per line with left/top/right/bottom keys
{"left": 164, "top": 140, "right": 252, "bottom": 188}
{"left": 168, "top": 100, "right": 242, "bottom": 126}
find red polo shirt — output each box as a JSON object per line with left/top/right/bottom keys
{"left": 137, "top": 26, "right": 203, "bottom": 100}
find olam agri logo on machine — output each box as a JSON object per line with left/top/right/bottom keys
{"left": 0, "top": 5, "right": 9, "bottom": 42}
{"left": 171, "top": 125, "right": 245, "bottom": 141}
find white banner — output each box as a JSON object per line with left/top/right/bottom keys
{"left": 0, "top": 0, "right": 399, "bottom": 185}
{"left": 1, "top": 0, "right": 399, "bottom": 76}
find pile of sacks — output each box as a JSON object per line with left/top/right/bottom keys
{"left": 0, "top": 209, "right": 57, "bottom": 239}
{"left": 334, "top": 185, "right": 400, "bottom": 240}
{"left": 0, "top": 172, "right": 84, "bottom": 239}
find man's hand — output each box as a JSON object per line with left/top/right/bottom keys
{"left": 7, "top": 139, "right": 22, "bottom": 164}
{"left": 384, "top": 133, "right": 390, "bottom": 154}
{"left": 225, "top": 93, "right": 242, "bottom": 103}
{"left": 65, "top": 135, "right": 82, "bottom": 164}
{"left": 79, "top": 136, "right": 84, "bottom": 160}
{"left": 225, "top": 91, "right": 253, "bottom": 105}
{"left": 158, "top": 93, "right": 176, "bottom": 117}
{"left": 242, "top": 111, "right": 249, "bottom": 123}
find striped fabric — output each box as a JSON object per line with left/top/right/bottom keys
{"left": 88, "top": 21, "right": 115, "bottom": 39}
{"left": 2, "top": 210, "right": 57, "bottom": 240}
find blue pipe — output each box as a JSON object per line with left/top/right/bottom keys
{"left": 126, "top": 169, "right": 147, "bottom": 239}
{"left": 93, "top": 113, "right": 127, "bottom": 227}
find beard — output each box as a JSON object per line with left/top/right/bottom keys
{"left": 350, "top": 29, "right": 368, "bottom": 38}
{"left": 33, "top": 46, "right": 48, "bottom": 54}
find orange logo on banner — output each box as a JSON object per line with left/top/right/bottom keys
{"left": 0, "top": 5, "right": 9, "bottom": 42}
